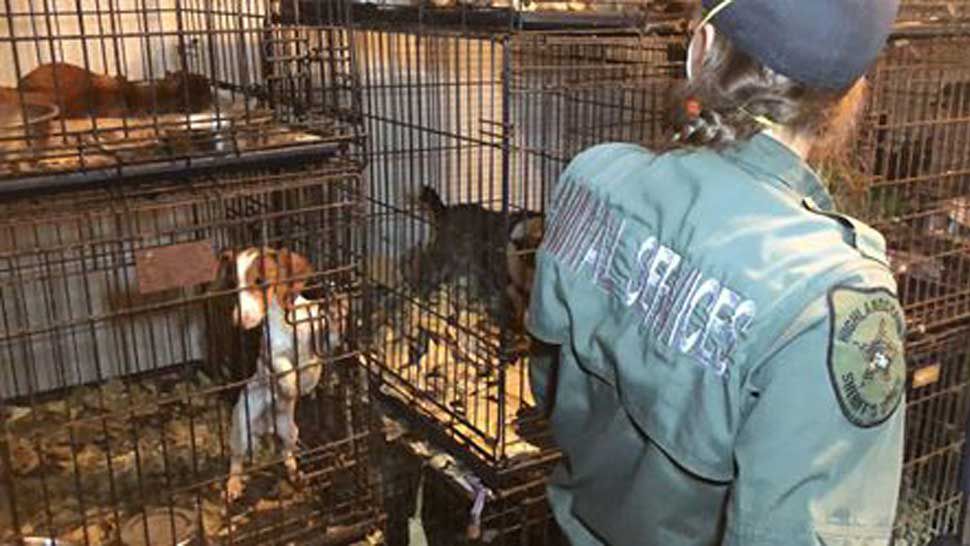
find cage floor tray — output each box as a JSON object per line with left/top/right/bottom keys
{"left": 0, "top": 106, "right": 340, "bottom": 181}
{"left": 1, "top": 367, "right": 377, "bottom": 546}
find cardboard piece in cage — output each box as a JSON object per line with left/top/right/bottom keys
{"left": 135, "top": 240, "right": 220, "bottom": 294}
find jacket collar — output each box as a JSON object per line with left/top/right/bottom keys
{"left": 722, "top": 133, "right": 836, "bottom": 212}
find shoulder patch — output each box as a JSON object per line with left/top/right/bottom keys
{"left": 826, "top": 285, "right": 906, "bottom": 428}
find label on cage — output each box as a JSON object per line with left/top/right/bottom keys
{"left": 135, "top": 240, "right": 219, "bottom": 294}
{"left": 912, "top": 363, "right": 941, "bottom": 389}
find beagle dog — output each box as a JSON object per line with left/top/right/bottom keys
{"left": 220, "top": 246, "right": 350, "bottom": 501}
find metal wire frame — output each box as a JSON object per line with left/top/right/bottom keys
{"left": 0, "top": 0, "right": 364, "bottom": 187}
{"left": 844, "top": 30, "right": 970, "bottom": 334}
{"left": 0, "top": 160, "right": 385, "bottom": 545}
{"left": 892, "top": 323, "right": 970, "bottom": 545}
{"left": 356, "top": 24, "right": 682, "bottom": 474}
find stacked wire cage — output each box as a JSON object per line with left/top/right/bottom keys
{"left": 0, "top": 0, "right": 361, "bottom": 186}
{"left": 838, "top": 9, "right": 970, "bottom": 544}
{"left": 352, "top": 4, "right": 687, "bottom": 541}
{"left": 0, "top": 1, "right": 387, "bottom": 544}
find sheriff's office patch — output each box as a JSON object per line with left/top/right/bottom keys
{"left": 827, "top": 285, "right": 906, "bottom": 428}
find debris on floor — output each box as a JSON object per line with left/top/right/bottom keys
{"left": 372, "top": 280, "right": 541, "bottom": 461}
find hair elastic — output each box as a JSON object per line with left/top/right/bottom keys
{"left": 698, "top": 0, "right": 735, "bottom": 28}
{"left": 739, "top": 106, "right": 782, "bottom": 131}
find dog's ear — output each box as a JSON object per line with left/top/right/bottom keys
{"left": 274, "top": 249, "right": 313, "bottom": 308}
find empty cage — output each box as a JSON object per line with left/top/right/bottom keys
{"left": 0, "top": 160, "right": 385, "bottom": 545}
{"left": 356, "top": 18, "right": 684, "bottom": 478}
{"left": 0, "top": 0, "right": 362, "bottom": 185}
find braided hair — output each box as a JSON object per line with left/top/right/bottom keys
{"left": 664, "top": 10, "right": 868, "bottom": 167}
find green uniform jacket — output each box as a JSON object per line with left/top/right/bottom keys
{"left": 526, "top": 135, "right": 906, "bottom": 546}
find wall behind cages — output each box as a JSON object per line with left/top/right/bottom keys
{"left": 507, "top": 31, "right": 681, "bottom": 210}
{"left": 358, "top": 28, "right": 506, "bottom": 259}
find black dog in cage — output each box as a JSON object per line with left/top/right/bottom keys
{"left": 408, "top": 185, "right": 544, "bottom": 333}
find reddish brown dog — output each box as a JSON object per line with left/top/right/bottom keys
{"left": 17, "top": 62, "right": 213, "bottom": 118}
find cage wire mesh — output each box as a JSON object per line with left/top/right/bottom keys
{"left": 892, "top": 323, "right": 970, "bottom": 545}
{"left": 0, "top": 160, "right": 385, "bottom": 545}
{"left": 0, "top": 0, "right": 362, "bottom": 185}
{"left": 355, "top": 19, "right": 684, "bottom": 479}
{"left": 838, "top": 30, "right": 970, "bottom": 335}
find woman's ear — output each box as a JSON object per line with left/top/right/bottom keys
{"left": 687, "top": 23, "right": 716, "bottom": 80}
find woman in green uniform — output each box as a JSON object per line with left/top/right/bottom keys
{"left": 526, "top": 0, "right": 906, "bottom": 544}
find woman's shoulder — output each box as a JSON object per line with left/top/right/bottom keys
{"left": 561, "top": 142, "right": 654, "bottom": 180}
{"left": 560, "top": 142, "right": 719, "bottom": 191}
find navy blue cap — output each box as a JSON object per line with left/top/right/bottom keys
{"left": 701, "top": 0, "right": 901, "bottom": 90}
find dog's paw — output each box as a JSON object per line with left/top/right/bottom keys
{"left": 284, "top": 455, "right": 306, "bottom": 486}
{"left": 226, "top": 475, "right": 244, "bottom": 501}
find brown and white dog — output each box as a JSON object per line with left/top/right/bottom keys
{"left": 219, "top": 246, "right": 350, "bottom": 501}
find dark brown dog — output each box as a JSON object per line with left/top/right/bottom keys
{"left": 128, "top": 70, "right": 214, "bottom": 114}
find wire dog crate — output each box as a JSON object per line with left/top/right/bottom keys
{"left": 0, "top": 0, "right": 362, "bottom": 187}
{"left": 356, "top": 22, "right": 684, "bottom": 479}
{"left": 892, "top": 324, "right": 970, "bottom": 545}
{"left": 0, "top": 160, "right": 385, "bottom": 545}
{"left": 846, "top": 28, "right": 970, "bottom": 335}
